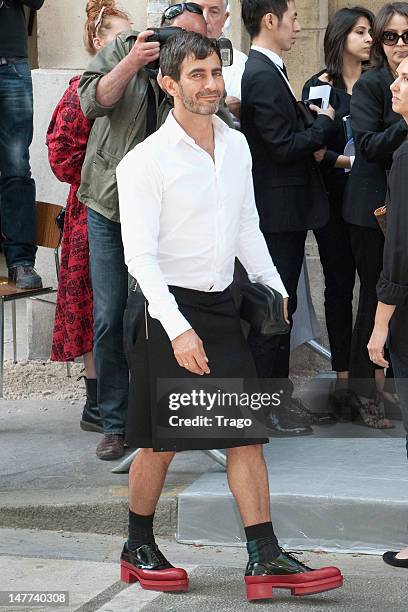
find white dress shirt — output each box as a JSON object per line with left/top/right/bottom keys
{"left": 117, "top": 111, "right": 288, "bottom": 341}
{"left": 223, "top": 47, "right": 247, "bottom": 100}
{"left": 251, "top": 45, "right": 295, "bottom": 98}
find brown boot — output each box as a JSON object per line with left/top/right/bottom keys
{"left": 96, "top": 434, "right": 125, "bottom": 460}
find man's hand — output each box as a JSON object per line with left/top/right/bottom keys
{"left": 127, "top": 30, "right": 160, "bottom": 71}
{"left": 367, "top": 323, "right": 389, "bottom": 368}
{"left": 94, "top": 30, "right": 161, "bottom": 108}
{"left": 283, "top": 297, "right": 289, "bottom": 324}
{"left": 314, "top": 147, "right": 327, "bottom": 163}
{"left": 225, "top": 95, "right": 241, "bottom": 120}
{"left": 172, "top": 329, "right": 210, "bottom": 376}
{"left": 309, "top": 104, "right": 335, "bottom": 120}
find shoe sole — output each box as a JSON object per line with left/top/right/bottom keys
{"left": 96, "top": 451, "right": 125, "bottom": 461}
{"left": 120, "top": 562, "right": 189, "bottom": 592}
{"left": 245, "top": 574, "right": 343, "bottom": 600}
{"left": 14, "top": 281, "right": 43, "bottom": 289}
{"left": 80, "top": 420, "right": 104, "bottom": 434}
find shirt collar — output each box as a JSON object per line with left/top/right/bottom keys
{"left": 251, "top": 45, "right": 283, "bottom": 69}
{"left": 164, "top": 109, "right": 230, "bottom": 148}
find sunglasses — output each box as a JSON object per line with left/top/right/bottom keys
{"left": 382, "top": 30, "right": 408, "bottom": 46}
{"left": 162, "top": 2, "right": 203, "bottom": 21}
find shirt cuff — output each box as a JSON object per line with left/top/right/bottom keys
{"left": 324, "top": 150, "right": 339, "bottom": 167}
{"left": 377, "top": 273, "right": 408, "bottom": 307}
{"left": 262, "top": 277, "right": 289, "bottom": 299}
{"left": 155, "top": 306, "right": 193, "bottom": 341}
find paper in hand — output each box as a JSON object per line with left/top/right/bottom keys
{"left": 308, "top": 85, "right": 331, "bottom": 109}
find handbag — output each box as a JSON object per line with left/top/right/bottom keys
{"left": 374, "top": 205, "right": 387, "bottom": 235}
{"left": 239, "top": 282, "right": 290, "bottom": 336}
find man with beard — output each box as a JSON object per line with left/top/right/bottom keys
{"left": 77, "top": 3, "right": 232, "bottom": 461}
{"left": 116, "top": 31, "right": 343, "bottom": 602}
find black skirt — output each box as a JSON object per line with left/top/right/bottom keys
{"left": 124, "top": 285, "right": 268, "bottom": 452}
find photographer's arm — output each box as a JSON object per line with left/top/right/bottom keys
{"left": 78, "top": 30, "right": 159, "bottom": 119}
{"left": 96, "top": 30, "right": 159, "bottom": 107}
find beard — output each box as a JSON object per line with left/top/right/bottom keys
{"left": 178, "top": 84, "right": 221, "bottom": 116}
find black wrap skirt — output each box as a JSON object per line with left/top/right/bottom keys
{"left": 124, "top": 285, "right": 268, "bottom": 452}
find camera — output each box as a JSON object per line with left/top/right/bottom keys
{"left": 146, "top": 27, "right": 233, "bottom": 70}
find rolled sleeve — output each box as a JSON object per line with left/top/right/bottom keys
{"left": 377, "top": 273, "right": 408, "bottom": 307}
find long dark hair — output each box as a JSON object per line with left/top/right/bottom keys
{"left": 324, "top": 6, "right": 375, "bottom": 89}
{"left": 371, "top": 2, "right": 408, "bottom": 68}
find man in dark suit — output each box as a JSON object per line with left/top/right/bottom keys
{"left": 240, "top": 0, "right": 336, "bottom": 434}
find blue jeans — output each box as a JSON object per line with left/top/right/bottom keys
{"left": 87, "top": 208, "right": 129, "bottom": 434}
{"left": 0, "top": 59, "right": 37, "bottom": 268}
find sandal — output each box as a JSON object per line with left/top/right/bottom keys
{"left": 356, "top": 394, "right": 394, "bottom": 429}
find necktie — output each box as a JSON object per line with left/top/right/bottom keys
{"left": 281, "top": 64, "right": 289, "bottom": 79}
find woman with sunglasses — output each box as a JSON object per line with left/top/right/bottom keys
{"left": 302, "top": 7, "right": 374, "bottom": 423}
{"left": 47, "top": 0, "right": 131, "bottom": 432}
{"left": 343, "top": 2, "right": 408, "bottom": 426}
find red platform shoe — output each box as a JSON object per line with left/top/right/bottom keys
{"left": 120, "top": 542, "right": 189, "bottom": 592}
{"left": 245, "top": 549, "right": 343, "bottom": 601}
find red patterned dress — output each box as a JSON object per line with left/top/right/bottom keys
{"left": 47, "top": 76, "right": 93, "bottom": 361}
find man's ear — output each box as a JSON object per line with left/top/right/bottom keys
{"left": 222, "top": 11, "right": 229, "bottom": 29}
{"left": 161, "top": 74, "right": 179, "bottom": 98}
{"left": 262, "top": 12, "right": 277, "bottom": 31}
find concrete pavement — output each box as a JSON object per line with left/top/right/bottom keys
{"left": 0, "top": 528, "right": 407, "bottom": 611}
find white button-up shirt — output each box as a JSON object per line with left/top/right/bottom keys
{"left": 117, "top": 111, "right": 288, "bottom": 341}
{"left": 223, "top": 47, "right": 247, "bottom": 100}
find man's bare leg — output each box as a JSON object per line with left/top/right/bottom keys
{"left": 129, "top": 448, "right": 175, "bottom": 513}
{"left": 121, "top": 448, "right": 188, "bottom": 590}
{"left": 226, "top": 444, "right": 271, "bottom": 526}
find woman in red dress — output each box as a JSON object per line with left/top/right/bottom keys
{"left": 47, "top": 1, "right": 131, "bottom": 432}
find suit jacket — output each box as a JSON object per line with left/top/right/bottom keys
{"left": 241, "top": 49, "right": 336, "bottom": 233}
{"left": 343, "top": 65, "right": 408, "bottom": 229}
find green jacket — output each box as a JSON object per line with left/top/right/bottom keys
{"left": 77, "top": 30, "right": 234, "bottom": 223}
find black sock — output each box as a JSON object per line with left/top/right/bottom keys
{"left": 245, "top": 521, "right": 281, "bottom": 562}
{"left": 128, "top": 510, "right": 155, "bottom": 550}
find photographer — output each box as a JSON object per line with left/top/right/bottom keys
{"left": 77, "top": 3, "right": 234, "bottom": 460}
{"left": 0, "top": 0, "right": 44, "bottom": 289}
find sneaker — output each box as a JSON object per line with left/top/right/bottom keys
{"left": 8, "top": 265, "right": 43, "bottom": 289}
{"left": 245, "top": 548, "right": 343, "bottom": 600}
{"left": 96, "top": 434, "right": 125, "bottom": 460}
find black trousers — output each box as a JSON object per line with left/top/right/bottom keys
{"left": 247, "top": 231, "right": 307, "bottom": 387}
{"left": 314, "top": 188, "right": 356, "bottom": 372}
{"left": 349, "top": 224, "right": 394, "bottom": 398}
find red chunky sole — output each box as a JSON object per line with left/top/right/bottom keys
{"left": 120, "top": 562, "right": 189, "bottom": 592}
{"left": 245, "top": 574, "right": 343, "bottom": 600}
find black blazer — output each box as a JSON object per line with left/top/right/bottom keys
{"left": 241, "top": 49, "right": 336, "bottom": 233}
{"left": 343, "top": 65, "right": 408, "bottom": 229}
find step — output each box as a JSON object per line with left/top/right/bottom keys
{"left": 177, "top": 431, "right": 408, "bottom": 554}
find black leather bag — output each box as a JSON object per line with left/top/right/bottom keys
{"left": 239, "top": 282, "right": 290, "bottom": 336}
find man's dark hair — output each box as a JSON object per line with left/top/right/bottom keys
{"left": 241, "top": 0, "right": 290, "bottom": 39}
{"left": 160, "top": 30, "right": 221, "bottom": 81}
{"left": 371, "top": 2, "right": 408, "bottom": 68}
{"left": 324, "top": 7, "right": 375, "bottom": 89}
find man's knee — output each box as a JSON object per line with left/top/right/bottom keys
{"left": 139, "top": 448, "right": 176, "bottom": 466}
{"left": 227, "top": 444, "right": 264, "bottom": 460}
